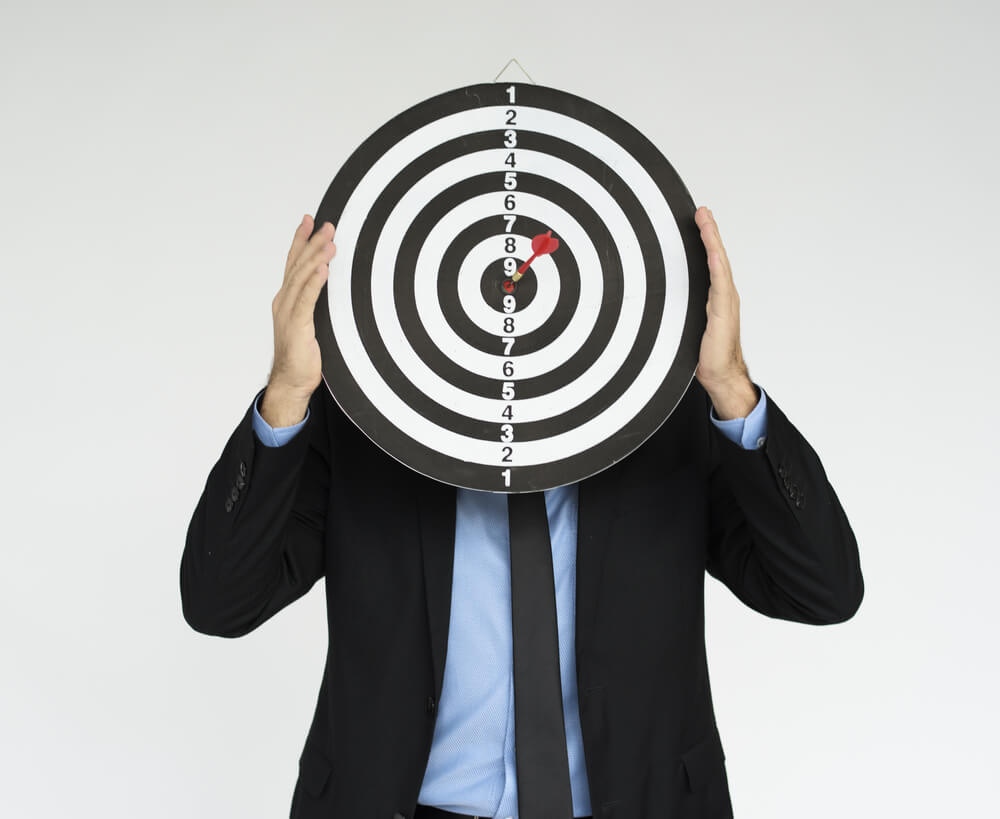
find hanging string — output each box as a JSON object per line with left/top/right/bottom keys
{"left": 493, "top": 58, "right": 536, "bottom": 84}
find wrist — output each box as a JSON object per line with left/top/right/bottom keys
{"left": 706, "top": 374, "right": 758, "bottom": 420}
{"left": 260, "top": 381, "right": 311, "bottom": 428}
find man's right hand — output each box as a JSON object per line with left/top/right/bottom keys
{"left": 260, "top": 214, "right": 337, "bottom": 428}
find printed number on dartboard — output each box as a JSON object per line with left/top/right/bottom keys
{"left": 501, "top": 85, "right": 518, "bottom": 488}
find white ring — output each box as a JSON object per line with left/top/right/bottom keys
{"left": 454, "top": 235, "right": 559, "bottom": 336}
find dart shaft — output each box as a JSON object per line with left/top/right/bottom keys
{"left": 516, "top": 252, "right": 540, "bottom": 278}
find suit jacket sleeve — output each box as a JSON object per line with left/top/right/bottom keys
{"left": 704, "top": 386, "right": 864, "bottom": 625}
{"left": 179, "top": 384, "right": 330, "bottom": 638}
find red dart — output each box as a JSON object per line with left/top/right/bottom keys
{"left": 512, "top": 230, "right": 559, "bottom": 282}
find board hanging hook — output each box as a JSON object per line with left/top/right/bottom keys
{"left": 493, "top": 58, "right": 536, "bottom": 84}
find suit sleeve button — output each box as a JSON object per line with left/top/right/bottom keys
{"left": 230, "top": 486, "right": 240, "bottom": 502}
{"left": 239, "top": 461, "right": 247, "bottom": 478}
{"left": 224, "top": 498, "right": 233, "bottom": 512}
{"left": 236, "top": 474, "right": 246, "bottom": 490}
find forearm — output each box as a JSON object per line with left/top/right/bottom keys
{"left": 180, "top": 387, "right": 327, "bottom": 637}
{"left": 706, "top": 388, "right": 863, "bottom": 624}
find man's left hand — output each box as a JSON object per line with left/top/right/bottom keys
{"left": 694, "top": 206, "right": 759, "bottom": 420}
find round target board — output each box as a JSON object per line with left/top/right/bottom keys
{"left": 313, "top": 82, "right": 708, "bottom": 493}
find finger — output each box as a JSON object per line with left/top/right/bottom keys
{"left": 706, "top": 249, "right": 740, "bottom": 320}
{"left": 290, "top": 256, "right": 333, "bottom": 326}
{"left": 706, "top": 249, "right": 730, "bottom": 299}
{"left": 280, "top": 238, "right": 337, "bottom": 317}
{"left": 284, "top": 214, "right": 314, "bottom": 278}
{"left": 286, "top": 220, "right": 336, "bottom": 286}
{"left": 286, "top": 219, "right": 334, "bottom": 284}
{"left": 696, "top": 207, "right": 734, "bottom": 283}
{"left": 696, "top": 207, "right": 725, "bottom": 261}
{"left": 279, "top": 225, "right": 335, "bottom": 313}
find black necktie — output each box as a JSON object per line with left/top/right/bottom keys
{"left": 507, "top": 491, "right": 574, "bottom": 819}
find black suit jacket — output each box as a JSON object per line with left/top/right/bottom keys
{"left": 180, "top": 378, "right": 863, "bottom": 819}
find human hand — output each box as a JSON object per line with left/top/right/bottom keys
{"left": 260, "top": 215, "right": 337, "bottom": 427}
{"left": 693, "top": 206, "right": 758, "bottom": 420}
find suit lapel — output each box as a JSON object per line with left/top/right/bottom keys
{"left": 417, "top": 477, "right": 457, "bottom": 699}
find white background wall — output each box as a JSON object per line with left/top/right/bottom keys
{"left": 2, "top": 0, "right": 997, "bottom": 816}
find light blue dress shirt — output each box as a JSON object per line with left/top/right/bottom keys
{"left": 252, "top": 386, "right": 769, "bottom": 819}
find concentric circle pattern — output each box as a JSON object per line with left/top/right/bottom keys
{"left": 313, "top": 83, "right": 707, "bottom": 492}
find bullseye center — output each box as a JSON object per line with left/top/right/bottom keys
{"left": 479, "top": 259, "right": 537, "bottom": 312}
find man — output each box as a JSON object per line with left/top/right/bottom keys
{"left": 180, "top": 207, "right": 863, "bottom": 819}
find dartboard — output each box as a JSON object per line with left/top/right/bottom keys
{"left": 312, "top": 82, "right": 707, "bottom": 493}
